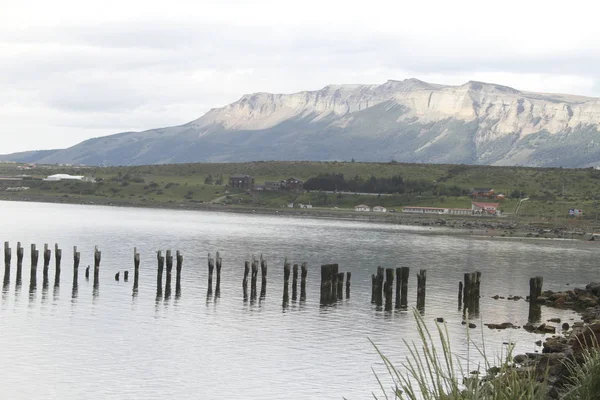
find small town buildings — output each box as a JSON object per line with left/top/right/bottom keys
{"left": 373, "top": 206, "right": 387, "bottom": 212}
{"left": 402, "top": 206, "right": 471, "bottom": 215}
{"left": 283, "top": 177, "right": 304, "bottom": 190}
{"left": 471, "top": 188, "right": 495, "bottom": 199}
{"left": 229, "top": 174, "right": 255, "bottom": 189}
{"left": 298, "top": 203, "right": 313, "bottom": 209}
{"left": 354, "top": 204, "right": 371, "bottom": 212}
{"left": 264, "top": 181, "right": 282, "bottom": 191}
{"left": 471, "top": 202, "right": 500, "bottom": 215}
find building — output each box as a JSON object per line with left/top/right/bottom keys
{"left": 43, "top": 174, "right": 94, "bottom": 182}
{"left": 264, "top": 181, "right": 282, "bottom": 191}
{"left": 471, "top": 202, "right": 500, "bottom": 215}
{"left": 373, "top": 206, "right": 387, "bottom": 212}
{"left": 471, "top": 188, "right": 495, "bottom": 199}
{"left": 298, "top": 203, "right": 313, "bottom": 209}
{"left": 229, "top": 174, "right": 255, "bottom": 189}
{"left": 402, "top": 206, "right": 472, "bottom": 215}
{"left": 354, "top": 204, "right": 371, "bottom": 212}
{"left": 283, "top": 177, "right": 304, "bottom": 190}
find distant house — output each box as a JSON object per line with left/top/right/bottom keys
{"left": 472, "top": 202, "right": 500, "bottom": 215}
{"left": 264, "top": 181, "right": 282, "bottom": 191}
{"left": 229, "top": 174, "right": 255, "bottom": 189}
{"left": 471, "top": 188, "right": 495, "bottom": 199}
{"left": 298, "top": 203, "right": 313, "bottom": 209}
{"left": 373, "top": 206, "right": 387, "bottom": 212}
{"left": 355, "top": 204, "right": 371, "bottom": 212}
{"left": 283, "top": 177, "right": 304, "bottom": 190}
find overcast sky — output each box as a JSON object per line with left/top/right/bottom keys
{"left": 2, "top": 0, "right": 599, "bottom": 154}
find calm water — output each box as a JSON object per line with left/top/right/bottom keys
{"left": 0, "top": 201, "right": 597, "bottom": 399}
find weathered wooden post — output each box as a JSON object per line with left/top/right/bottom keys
{"left": 346, "top": 271, "right": 351, "bottom": 298}
{"left": 458, "top": 281, "right": 463, "bottom": 308}
{"left": 42, "top": 243, "right": 51, "bottom": 288}
{"left": 133, "top": 247, "right": 140, "bottom": 292}
{"left": 260, "top": 255, "right": 267, "bottom": 298}
{"left": 292, "top": 264, "right": 298, "bottom": 301}
{"left": 215, "top": 252, "right": 222, "bottom": 297}
{"left": 376, "top": 266, "right": 384, "bottom": 307}
{"left": 29, "top": 244, "right": 38, "bottom": 291}
{"left": 331, "top": 265, "right": 339, "bottom": 301}
{"left": 156, "top": 250, "right": 164, "bottom": 297}
{"left": 400, "top": 267, "right": 409, "bottom": 308}
{"left": 384, "top": 268, "right": 394, "bottom": 311}
{"left": 93, "top": 246, "right": 101, "bottom": 288}
{"left": 321, "top": 264, "right": 329, "bottom": 304}
{"left": 85, "top": 265, "right": 90, "bottom": 280}
{"left": 208, "top": 253, "right": 214, "bottom": 294}
{"left": 72, "top": 246, "right": 80, "bottom": 288}
{"left": 283, "top": 258, "right": 290, "bottom": 306}
{"left": 395, "top": 267, "right": 401, "bottom": 308}
{"left": 54, "top": 243, "right": 62, "bottom": 287}
{"left": 336, "top": 272, "right": 344, "bottom": 300}
{"left": 115, "top": 272, "right": 120, "bottom": 281}
{"left": 243, "top": 261, "right": 250, "bottom": 300}
{"left": 529, "top": 276, "right": 543, "bottom": 304}
{"left": 300, "top": 262, "right": 307, "bottom": 301}
{"left": 371, "top": 273, "right": 376, "bottom": 303}
{"left": 321, "top": 264, "right": 335, "bottom": 305}
{"left": 124, "top": 271, "right": 129, "bottom": 282}
{"left": 16, "top": 242, "right": 23, "bottom": 286}
{"left": 165, "top": 250, "right": 173, "bottom": 298}
{"left": 416, "top": 269, "right": 426, "bottom": 310}
{"left": 463, "top": 272, "right": 471, "bottom": 310}
{"left": 250, "top": 258, "right": 258, "bottom": 300}
{"left": 175, "top": 250, "right": 183, "bottom": 298}
{"left": 4, "top": 241, "right": 11, "bottom": 286}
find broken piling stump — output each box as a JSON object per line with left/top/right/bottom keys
{"left": 124, "top": 270, "right": 129, "bottom": 282}
{"left": 73, "top": 246, "right": 80, "bottom": 288}
{"left": 384, "top": 268, "right": 394, "bottom": 311}
{"left": 54, "top": 243, "right": 62, "bottom": 287}
{"left": 156, "top": 250, "right": 164, "bottom": 297}
{"left": 175, "top": 250, "right": 183, "bottom": 298}
{"left": 416, "top": 269, "right": 426, "bottom": 310}
{"left": 215, "top": 252, "right": 222, "bottom": 297}
{"left": 208, "top": 253, "right": 215, "bottom": 295}
{"left": 283, "top": 258, "right": 290, "bottom": 307}
{"left": 243, "top": 261, "right": 250, "bottom": 301}
{"left": 292, "top": 264, "right": 298, "bottom": 301}
{"left": 29, "top": 244, "right": 38, "bottom": 291}
{"left": 16, "top": 242, "right": 23, "bottom": 286}
{"left": 300, "top": 262, "right": 307, "bottom": 301}
{"left": 42, "top": 244, "right": 51, "bottom": 288}
{"left": 4, "top": 242, "right": 11, "bottom": 286}
{"left": 165, "top": 250, "right": 173, "bottom": 298}
{"left": 345, "top": 271, "right": 351, "bottom": 299}
{"left": 93, "top": 246, "right": 101, "bottom": 288}
{"left": 133, "top": 247, "right": 140, "bottom": 292}
{"left": 400, "top": 267, "right": 409, "bottom": 308}
{"left": 115, "top": 272, "right": 120, "bottom": 281}
{"left": 260, "top": 255, "right": 267, "bottom": 298}
{"left": 250, "top": 257, "right": 258, "bottom": 300}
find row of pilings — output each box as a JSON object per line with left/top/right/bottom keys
{"left": 3, "top": 241, "right": 549, "bottom": 317}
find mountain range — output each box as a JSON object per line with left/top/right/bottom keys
{"left": 4, "top": 79, "right": 600, "bottom": 167}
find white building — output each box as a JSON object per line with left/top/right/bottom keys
{"left": 44, "top": 174, "right": 95, "bottom": 182}
{"left": 354, "top": 204, "right": 371, "bottom": 212}
{"left": 373, "top": 206, "right": 387, "bottom": 212}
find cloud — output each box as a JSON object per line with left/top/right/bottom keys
{"left": 1, "top": 0, "right": 600, "bottom": 153}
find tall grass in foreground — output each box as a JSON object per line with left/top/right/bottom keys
{"left": 561, "top": 331, "right": 600, "bottom": 400}
{"left": 371, "top": 310, "right": 547, "bottom": 400}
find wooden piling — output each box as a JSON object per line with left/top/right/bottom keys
{"left": 29, "top": 244, "right": 38, "bottom": 290}
{"left": 395, "top": 267, "right": 401, "bottom": 308}
{"left": 156, "top": 251, "right": 164, "bottom": 297}
{"left": 375, "top": 266, "right": 384, "bottom": 306}
{"left": 54, "top": 243, "right": 62, "bottom": 287}
{"left": 529, "top": 276, "right": 543, "bottom": 304}
{"left": 300, "top": 262, "right": 307, "bottom": 301}
{"left": 336, "top": 272, "right": 344, "bottom": 300}
{"left": 124, "top": 270, "right": 129, "bottom": 282}
{"left": 133, "top": 247, "right": 140, "bottom": 291}
{"left": 73, "top": 246, "right": 80, "bottom": 288}
{"left": 42, "top": 243, "right": 51, "bottom": 288}
{"left": 165, "top": 250, "right": 173, "bottom": 298}
{"left": 215, "top": 252, "right": 222, "bottom": 296}
{"left": 400, "top": 267, "right": 409, "bottom": 308}
{"left": 243, "top": 261, "right": 250, "bottom": 300}
{"left": 93, "top": 246, "right": 101, "bottom": 288}
{"left": 115, "top": 272, "right": 120, "bottom": 281}
{"left": 345, "top": 271, "right": 351, "bottom": 299}
{"left": 283, "top": 258, "right": 290, "bottom": 306}
{"left": 458, "top": 281, "right": 463, "bottom": 308}
{"left": 320, "top": 264, "right": 330, "bottom": 304}
{"left": 384, "top": 268, "right": 394, "bottom": 311}
{"left": 250, "top": 257, "right": 258, "bottom": 299}
{"left": 16, "top": 242, "right": 23, "bottom": 286}
{"left": 416, "top": 269, "right": 426, "bottom": 310}
{"left": 292, "top": 264, "right": 298, "bottom": 301}
{"left": 463, "top": 273, "right": 471, "bottom": 308}
{"left": 208, "top": 253, "right": 215, "bottom": 293}
{"left": 331, "top": 264, "right": 339, "bottom": 301}
{"left": 4, "top": 242, "right": 11, "bottom": 286}
{"left": 260, "top": 255, "right": 267, "bottom": 298}
{"left": 175, "top": 250, "right": 183, "bottom": 297}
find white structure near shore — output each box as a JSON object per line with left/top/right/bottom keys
{"left": 373, "top": 206, "right": 387, "bottom": 212}
{"left": 354, "top": 204, "right": 371, "bottom": 212}
{"left": 44, "top": 174, "right": 95, "bottom": 182}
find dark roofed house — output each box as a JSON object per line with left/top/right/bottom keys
{"left": 229, "top": 174, "right": 255, "bottom": 189}
{"left": 283, "top": 177, "right": 304, "bottom": 190}
{"left": 471, "top": 188, "right": 495, "bottom": 199}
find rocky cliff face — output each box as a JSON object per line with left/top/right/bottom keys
{"left": 4, "top": 79, "right": 600, "bottom": 166}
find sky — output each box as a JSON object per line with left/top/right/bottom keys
{"left": 2, "top": 0, "right": 600, "bottom": 154}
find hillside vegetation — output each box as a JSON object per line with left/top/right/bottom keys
{"left": 1, "top": 161, "right": 599, "bottom": 219}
